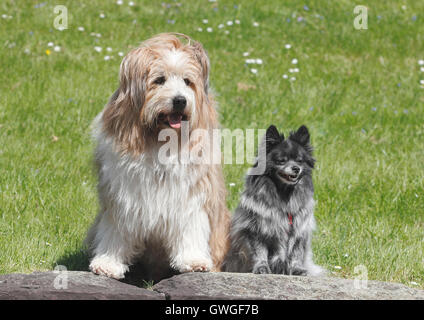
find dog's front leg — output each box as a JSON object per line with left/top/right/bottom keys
{"left": 250, "top": 240, "right": 272, "bottom": 274}
{"left": 287, "top": 236, "right": 308, "bottom": 276}
{"left": 269, "top": 243, "right": 289, "bottom": 274}
{"left": 88, "top": 215, "right": 139, "bottom": 279}
{"left": 169, "top": 210, "right": 213, "bottom": 273}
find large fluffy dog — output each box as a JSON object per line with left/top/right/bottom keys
{"left": 85, "top": 33, "right": 230, "bottom": 280}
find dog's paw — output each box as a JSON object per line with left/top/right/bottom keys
{"left": 89, "top": 255, "right": 129, "bottom": 280}
{"left": 290, "top": 266, "right": 308, "bottom": 276}
{"left": 269, "top": 258, "right": 288, "bottom": 274}
{"left": 253, "top": 263, "right": 271, "bottom": 274}
{"left": 173, "top": 259, "right": 212, "bottom": 273}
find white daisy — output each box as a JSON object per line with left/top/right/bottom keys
{"left": 77, "top": 26, "right": 85, "bottom": 31}
{"left": 47, "top": 42, "right": 54, "bottom": 47}
{"left": 255, "top": 58, "right": 263, "bottom": 64}
{"left": 334, "top": 266, "right": 342, "bottom": 270}
{"left": 250, "top": 68, "right": 258, "bottom": 74}
{"left": 116, "top": 0, "right": 123, "bottom": 5}
{"left": 94, "top": 46, "right": 102, "bottom": 52}
{"left": 227, "top": 20, "right": 233, "bottom": 26}
{"left": 420, "top": 67, "right": 424, "bottom": 72}
{"left": 202, "top": 19, "right": 209, "bottom": 24}
{"left": 129, "top": 1, "right": 135, "bottom": 6}
{"left": 419, "top": 60, "right": 424, "bottom": 66}
{"left": 282, "top": 74, "right": 288, "bottom": 79}
{"left": 285, "top": 44, "right": 291, "bottom": 49}
{"left": 106, "top": 47, "right": 112, "bottom": 52}
{"left": 207, "top": 27, "right": 213, "bottom": 32}
{"left": 253, "top": 21, "right": 259, "bottom": 27}
{"left": 197, "top": 27, "right": 203, "bottom": 32}
{"left": 99, "top": 13, "right": 105, "bottom": 19}
{"left": 229, "top": 183, "right": 236, "bottom": 187}
{"left": 118, "top": 52, "right": 124, "bottom": 57}
{"left": 291, "top": 58, "right": 298, "bottom": 64}
{"left": 224, "top": 30, "right": 229, "bottom": 34}
{"left": 53, "top": 46, "right": 61, "bottom": 52}
{"left": 243, "top": 52, "right": 250, "bottom": 57}
{"left": 218, "top": 24, "right": 224, "bottom": 29}
{"left": 104, "top": 55, "right": 111, "bottom": 61}
{"left": 290, "top": 76, "right": 296, "bottom": 81}
{"left": 235, "top": 19, "right": 240, "bottom": 24}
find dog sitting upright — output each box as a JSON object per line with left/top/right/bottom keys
{"left": 85, "top": 33, "right": 230, "bottom": 280}
{"left": 223, "top": 125, "right": 324, "bottom": 276}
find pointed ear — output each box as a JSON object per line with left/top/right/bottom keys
{"left": 265, "top": 125, "right": 282, "bottom": 152}
{"left": 291, "top": 125, "right": 310, "bottom": 146}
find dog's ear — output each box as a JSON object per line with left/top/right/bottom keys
{"left": 265, "top": 125, "right": 282, "bottom": 152}
{"left": 117, "top": 46, "right": 151, "bottom": 109}
{"left": 192, "top": 41, "right": 210, "bottom": 94}
{"left": 102, "top": 47, "right": 152, "bottom": 155}
{"left": 291, "top": 125, "right": 310, "bottom": 147}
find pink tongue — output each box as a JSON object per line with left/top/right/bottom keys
{"left": 168, "top": 114, "right": 182, "bottom": 129}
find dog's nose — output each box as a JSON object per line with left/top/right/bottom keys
{"left": 291, "top": 166, "right": 300, "bottom": 174}
{"left": 172, "top": 95, "right": 187, "bottom": 111}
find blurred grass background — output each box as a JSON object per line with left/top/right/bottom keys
{"left": 0, "top": 0, "right": 423, "bottom": 288}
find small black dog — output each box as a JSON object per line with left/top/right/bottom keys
{"left": 222, "top": 125, "right": 325, "bottom": 276}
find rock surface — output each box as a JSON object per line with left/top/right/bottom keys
{"left": 0, "top": 271, "right": 164, "bottom": 300}
{"left": 0, "top": 271, "right": 423, "bottom": 300}
{"left": 153, "top": 272, "right": 424, "bottom": 300}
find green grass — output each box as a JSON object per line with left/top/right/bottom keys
{"left": 0, "top": 0, "right": 423, "bottom": 289}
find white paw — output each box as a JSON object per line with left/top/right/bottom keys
{"left": 173, "top": 259, "right": 213, "bottom": 273}
{"left": 89, "top": 255, "right": 129, "bottom": 280}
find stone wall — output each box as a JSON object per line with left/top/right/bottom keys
{"left": 1, "top": 271, "right": 423, "bottom": 300}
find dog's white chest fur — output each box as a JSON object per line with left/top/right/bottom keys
{"left": 97, "top": 131, "right": 207, "bottom": 240}
{"left": 88, "top": 114, "right": 212, "bottom": 278}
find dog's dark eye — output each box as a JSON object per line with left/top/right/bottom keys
{"left": 184, "top": 78, "right": 191, "bottom": 86}
{"left": 154, "top": 76, "right": 166, "bottom": 85}
{"left": 279, "top": 157, "right": 288, "bottom": 164}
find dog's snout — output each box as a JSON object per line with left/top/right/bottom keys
{"left": 292, "top": 166, "right": 300, "bottom": 174}
{"left": 172, "top": 95, "right": 187, "bottom": 111}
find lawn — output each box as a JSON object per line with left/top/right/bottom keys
{"left": 0, "top": 0, "right": 423, "bottom": 289}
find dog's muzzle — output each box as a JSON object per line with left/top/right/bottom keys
{"left": 277, "top": 165, "right": 301, "bottom": 184}
{"left": 158, "top": 95, "right": 190, "bottom": 129}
